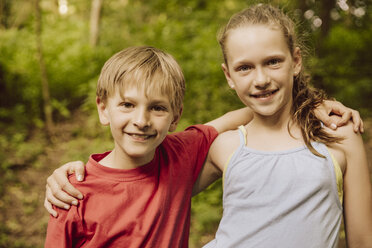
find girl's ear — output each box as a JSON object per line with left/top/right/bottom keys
{"left": 293, "top": 47, "right": 302, "bottom": 75}
{"left": 222, "top": 63, "right": 235, "bottom": 89}
{"left": 169, "top": 106, "right": 183, "bottom": 132}
{"left": 96, "top": 97, "right": 110, "bottom": 126}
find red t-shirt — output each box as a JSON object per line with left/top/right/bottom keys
{"left": 45, "top": 125, "right": 218, "bottom": 248}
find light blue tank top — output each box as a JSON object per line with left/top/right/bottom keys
{"left": 204, "top": 126, "right": 343, "bottom": 248}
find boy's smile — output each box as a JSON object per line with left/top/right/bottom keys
{"left": 97, "top": 87, "right": 179, "bottom": 169}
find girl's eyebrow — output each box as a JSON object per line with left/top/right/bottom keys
{"left": 232, "top": 60, "right": 253, "bottom": 69}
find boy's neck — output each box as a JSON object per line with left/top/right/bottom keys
{"left": 99, "top": 148, "right": 155, "bottom": 170}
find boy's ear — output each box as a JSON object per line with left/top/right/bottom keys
{"left": 221, "top": 63, "right": 235, "bottom": 89}
{"left": 169, "top": 107, "right": 183, "bottom": 132}
{"left": 293, "top": 47, "right": 302, "bottom": 75}
{"left": 96, "top": 97, "right": 110, "bottom": 126}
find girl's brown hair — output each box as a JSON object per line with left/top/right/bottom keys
{"left": 218, "top": 4, "right": 341, "bottom": 157}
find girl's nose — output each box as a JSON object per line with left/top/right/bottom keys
{"left": 253, "top": 68, "right": 270, "bottom": 89}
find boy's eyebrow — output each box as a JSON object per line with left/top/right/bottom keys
{"left": 148, "top": 99, "right": 171, "bottom": 106}
{"left": 121, "top": 95, "right": 171, "bottom": 106}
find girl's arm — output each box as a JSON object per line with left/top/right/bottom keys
{"left": 192, "top": 130, "right": 240, "bottom": 195}
{"left": 339, "top": 124, "right": 372, "bottom": 247}
{"left": 45, "top": 161, "right": 85, "bottom": 217}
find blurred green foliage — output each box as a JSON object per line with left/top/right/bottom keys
{"left": 0, "top": 0, "right": 371, "bottom": 247}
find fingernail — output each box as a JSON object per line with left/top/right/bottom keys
{"left": 52, "top": 213, "right": 57, "bottom": 218}
{"left": 77, "top": 175, "right": 83, "bottom": 181}
{"left": 330, "top": 123, "right": 337, "bottom": 130}
{"left": 78, "top": 194, "right": 83, "bottom": 200}
{"left": 64, "top": 205, "right": 70, "bottom": 210}
{"left": 72, "top": 200, "right": 78, "bottom": 205}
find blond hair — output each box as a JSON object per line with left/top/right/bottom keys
{"left": 97, "top": 46, "right": 185, "bottom": 113}
{"left": 218, "top": 4, "right": 341, "bottom": 157}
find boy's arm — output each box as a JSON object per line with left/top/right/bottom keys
{"left": 340, "top": 124, "right": 372, "bottom": 246}
{"left": 315, "top": 100, "right": 364, "bottom": 132}
{"left": 45, "top": 206, "right": 81, "bottom": 247}
{"left": 205, "top": 100, "right": 364, "bottom": 134}
{"left": 204, "top": 107, "right": 253, "bottom": 133}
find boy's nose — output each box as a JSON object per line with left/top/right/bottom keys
{"left": 133, "top": 109, "right": 150, "bottom": 129}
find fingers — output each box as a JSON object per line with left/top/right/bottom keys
{"left": 73, "top": 163, "right": 86, "bottom": 182}
{"left": 349, "top": 110, "right": 364, "bottom": 133}
{"left": 54, "top": 161, "right": 85, "bottom": 199}
{"left": 320, "top": 100, "right": 364, "bottom": 133}
{"left": 336, "top": 110, "right": 352, "bottom": 127}
{"left": 44, "top": 194, "right": 58, "bottom": 218}
{"left": 45, "top": 186, "right": 73, "bottom": 217}
{"left": 47, "top": 174, "right": 82, "bottom": 204}
{"left": 335, "top": 109, "right": 364, "bottom": 133}
{"left": 314, "top": 108, "right": 337, "bottom": 130}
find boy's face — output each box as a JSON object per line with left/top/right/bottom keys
{"left": 97, "top": 86, "right": 180, "bottom": 166}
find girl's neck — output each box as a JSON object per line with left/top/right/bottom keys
{"left": 245, "top": 109, "right": 304, "bottom": 151}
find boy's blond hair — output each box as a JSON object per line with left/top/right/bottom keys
{"left": 97, "top": 46, "right": 185, "bottom": 113}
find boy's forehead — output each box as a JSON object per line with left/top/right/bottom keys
{"left": 116, "top": 85, "right": 172, "bottom": 103}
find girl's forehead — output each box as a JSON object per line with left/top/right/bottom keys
{"left": 228, "top": 24, "right": 284, "bottom": 43}
{"left": 226, "top": 25, "right": 289, "bottom": 56}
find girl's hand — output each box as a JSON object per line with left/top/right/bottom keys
{"left": 314, "top": 100, "right": 364, "bottom": 133}
{"left": 44, "top": 161, "right": 85, "bottom": 217}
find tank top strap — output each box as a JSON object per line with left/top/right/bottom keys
{"left": 238, "top": 125, "right": 247, "bottom": 146}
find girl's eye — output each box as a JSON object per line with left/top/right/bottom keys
{"left": 267, "top": 58, "right": 281, "bottom": 66}
{"left": 237, "top": 65, "right": 253, "bottom": 72}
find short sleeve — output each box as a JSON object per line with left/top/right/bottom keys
{"left": 44, "top": 204, "right": 84, "bottom": 247}
{"left": 170, "top": 124, "right": 218, "bottom": 182}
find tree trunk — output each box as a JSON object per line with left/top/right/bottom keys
{"left": 89, "top": 0, "right": 103, "bottom": 47}
{"left": 35, "top": 0, "right": 54, "bottom": 140}
{"left": 0, "top": 0, "right": 11, "bottom": 28}
{"left": 319, "top": 0, "right": 335, "bottom": 40}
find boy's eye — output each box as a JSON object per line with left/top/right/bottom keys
{"left": 151, "top": 105, "right": 167, "bottom": 112}
{"left": 120, "top": 102, "right": 134, "bottom": 108}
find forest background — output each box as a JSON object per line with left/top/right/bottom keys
{"left": 0, "top": 0, "right": 371, "bottom": 247}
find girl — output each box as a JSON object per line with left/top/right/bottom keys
{"left": 203, "top": 4, "right": 372, "bottom": 248}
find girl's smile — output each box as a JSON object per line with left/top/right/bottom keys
{"left": 249, "top": 88, "right": 279, "bottom": 99}
{"left": 222, "top": 24, "right": 301, "bottom": 119}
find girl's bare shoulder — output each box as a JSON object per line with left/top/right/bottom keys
{"left": 325, "top": 121, "right": 364, "bottom": 173}
{"left": 209, "top": 129, "right": 242, "bottom": 169}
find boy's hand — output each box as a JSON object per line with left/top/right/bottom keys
{"left": 315, "top": 100, "right": 364, "bottom": 133}
{"left": 44, "top": 161, "right": 85, "bottom": 217}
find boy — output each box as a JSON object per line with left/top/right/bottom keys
{"left": 45, "top": 46, "right": 362, "bottom": 247}
{"left": 44, "top": 46, "right": 253, "bottom": 247}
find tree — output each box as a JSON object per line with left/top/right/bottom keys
{"left": 35, "top": 0, "right": 54, "bottom": 139}
{"left": 89, "top": 0, "right": 103, "bottom": 47}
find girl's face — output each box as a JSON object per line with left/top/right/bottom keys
{"left": 222, "top": 24, "right": 301, "bottom": 119}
